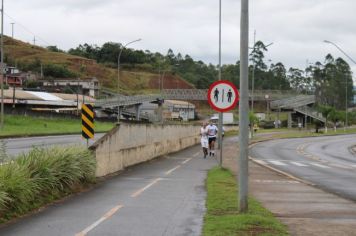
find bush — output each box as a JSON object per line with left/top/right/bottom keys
{"left": 260, "top": 120, "right": 275, "bottom": 129}
{"left": 0, "top": 146, "right": 95, "bottom": 220}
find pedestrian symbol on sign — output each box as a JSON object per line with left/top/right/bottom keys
{"left": 214, "top": 88, "right": 219, "bottom": 102}
{"left": 227, "top": 89, "right": 233, "bottom": 103}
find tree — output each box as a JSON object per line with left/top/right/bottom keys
{"left": 287, "top": 67, "right": 308, "bottom": 92}
{"left": 309, "top": 54, "right": 353, "bottom": 110}
{"left": 47, "top": 45, "right": 64, "bottom": 53}
{"left": 317, "top": 105, "right": 334, "bottom": 133}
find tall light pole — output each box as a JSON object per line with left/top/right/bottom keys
{"left": 117, "top": 38, "right": 141, "bottom": 122}
{"left": 239, "top": 0, "right": 249, "bottom": 213}
{"left": 10, "top": 22, "right": 14, "bottom": 38}
{"left": 323, "top": 40, "right": 356, "bottom": 130}
{"left": 217, "top": 0, "right": 223, "bottom": 166}
{"left": 0, "top": 0, "right": 4, "bottom": 130}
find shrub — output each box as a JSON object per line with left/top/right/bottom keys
{"left": 0, "top": 146, "right": 95, "bottom": 220}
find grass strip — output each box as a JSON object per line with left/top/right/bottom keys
{"left": 0, "top": 115, "right": 114, "bottom": 137}
{"left": 203, "top": 167, "right": 288, "bottom": 236}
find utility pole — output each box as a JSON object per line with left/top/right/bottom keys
{"left": 40, "top": 64, "right": 43, "bottom": 78}
{"left": 239, "top": 0, "right": 249, "bottom": 213}
{"left": 33, "top": 36, "right": 36, "bottom": 45}
{"left": 0, "top": 0, "right": 4, "bottom": 129}
{"left": 217, "top": 0, "right": 223, "bottom": 167}
{"left": 250, "top": 30, "right": 256, "bottom": 138}
{"left": 10, "top": 22, "right": 14, "bottom": 38}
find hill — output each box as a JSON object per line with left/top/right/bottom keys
{"left": 3, "top": 36, "right": 194, "bottom": 95}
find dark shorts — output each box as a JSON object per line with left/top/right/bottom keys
{"left": 208, "top": 137, "right": 216, "bottom": 144}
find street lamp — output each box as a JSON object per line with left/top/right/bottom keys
{"left": 323, "top": 40, "right": 356, "bottom": 130}
{"left": 117, "top": 38, "right": 141, "bottom": 122}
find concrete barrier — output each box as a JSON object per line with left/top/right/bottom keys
{"left": 91, "top": 123, "right": 201, "bottom": 177}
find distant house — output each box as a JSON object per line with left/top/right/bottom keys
{"left": 3, "top": 66, "right": 37, "bottom": 87}
{"left": 164, "top": 100, "right": 195, "bottom": 121}
{"left": 40, "top": 77, "right": 100, "bottom": 98}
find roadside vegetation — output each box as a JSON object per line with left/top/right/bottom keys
{"left": 203, "top": 167, "right": 288, "bottom": 236}
{"left": 0, "top": 146, "right": 96, "bottom": 222}
{"left": 0, "top": 115, "right": 114, "bottom": 137}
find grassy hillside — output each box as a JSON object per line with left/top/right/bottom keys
{"left": 3, "top": 36, "right": 194, "bottom": 95}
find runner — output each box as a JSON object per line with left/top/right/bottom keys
{"left": 200, "top": 122, "right": 209, "bottom": 158}
{"left": 207, "top": 120, "right": 218, "bottom": 156}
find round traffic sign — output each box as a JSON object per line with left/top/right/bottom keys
{"left": 207, "top": 80, "right": 239, "bottom": 112}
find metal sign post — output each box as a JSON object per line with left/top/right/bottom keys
{"left": 207, "top": 80, "right": 239, "bottom": 166}
{"left": 239, "top": 0, "right": 250, "bottom": 213}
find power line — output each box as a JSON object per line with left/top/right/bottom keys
{"left": 4, "top": 12, "right": 51, "bottom": 46}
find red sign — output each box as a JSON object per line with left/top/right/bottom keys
{"left": 207, "top": 80, "right": 239, "bottom": 112}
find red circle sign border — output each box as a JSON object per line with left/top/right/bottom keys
{"left": 207, "top": 80, "right": 239, "bottom": 112}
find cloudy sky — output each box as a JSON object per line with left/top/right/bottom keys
{"left": 5, "top": 0, "right": 356, "bottom": 80}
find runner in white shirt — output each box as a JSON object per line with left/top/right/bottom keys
{"left": 200, "top": 122, "right": 209, "bottom": 158}
{"left": 206, "top": 121, "right": 218, "bottom": 156}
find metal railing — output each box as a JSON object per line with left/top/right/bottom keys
{"left": 294, "top": 106, "right": 326, "bottom": 123}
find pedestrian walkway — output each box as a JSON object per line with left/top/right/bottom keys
{"left": 222, "top": 136, "right": 356, "bottom": 236}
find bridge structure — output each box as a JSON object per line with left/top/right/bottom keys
{"left": 270, "top": 95, "right": 325, "bottom": 128}
{"left": 94, "top": 89, "right": 318, "bottom": 122}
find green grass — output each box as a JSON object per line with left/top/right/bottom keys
{"left": 203, "top": 167, "right": 288, "bottom": 236}
{"left": 0, "top": 115, "right": 114, "bottom": 137}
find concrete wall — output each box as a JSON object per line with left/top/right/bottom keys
{"left": 91, "top": 123, "right": 200, "bottom": 177}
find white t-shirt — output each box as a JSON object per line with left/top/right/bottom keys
{"left": 201, "top": 126, "right": 208, "bottom": 138}
{"left": 207, "top": 124, "right": 218, "bottom": 138}
{"left": 200, "top": 126, "right": 209, "bottom": 148}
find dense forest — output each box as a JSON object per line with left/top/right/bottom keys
{"left": 65, "top": 41, "right": 354, "bottom": 109}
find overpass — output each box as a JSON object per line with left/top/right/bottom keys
{"left": 94, "top": 89, "right": 313, "bottom": 121}
{"left": 270, "top": 95, "right": 326, "bottom": 127}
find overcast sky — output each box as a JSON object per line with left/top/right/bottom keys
{"left": 5, "top": 0, "right": 356, "bottom": 81}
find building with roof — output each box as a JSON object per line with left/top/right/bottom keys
{"left": 40, "top": 77, "right": 99, "bottom": 98}
{"left": 1, "top": 89, "right": 94, "bottom": 116}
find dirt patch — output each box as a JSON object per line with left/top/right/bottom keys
{"left": 148, "top": 74, "right": 194, "bottom": 89}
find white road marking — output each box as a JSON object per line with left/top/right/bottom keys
{"left": 310, "top": 163, "right": 330, "bottom": 168}
{"left": 254, "top": 159, "right": 268, "bottom": 165}
{"left": 290, "top": 161, "right": 308, "bottom": 167}
{"left": 165, "top": 165, "right": 181, "bottom": 175}
{"left": 252, "top": 179, "right": 299, "bottom": 184}
{"left": 131, "top": 178, "right": 162, "bottom": 198}
{"left": 75, "top": 205, "right": 123, "bottom": 236}
{"left": 268, "top": 160, "right": 287, "bottom": 166}
{"left": 193, "top": 152, "right": 200, "bottom": 157}
{"left": 181, "top": 158, "right": 192, "bottom": 164}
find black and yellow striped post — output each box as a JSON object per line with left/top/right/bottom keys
{"left": 81, "top": 104, "right": 94, "bottom": 141}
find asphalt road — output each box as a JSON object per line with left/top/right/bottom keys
{"left": 0, "top": 133, "right": 105, "bottom": 157}
{"left": 250, "top": 134, "right": 356, "bottom": 201}
{"left": 0, "top": 144, "right": 217, "bottom": 236}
